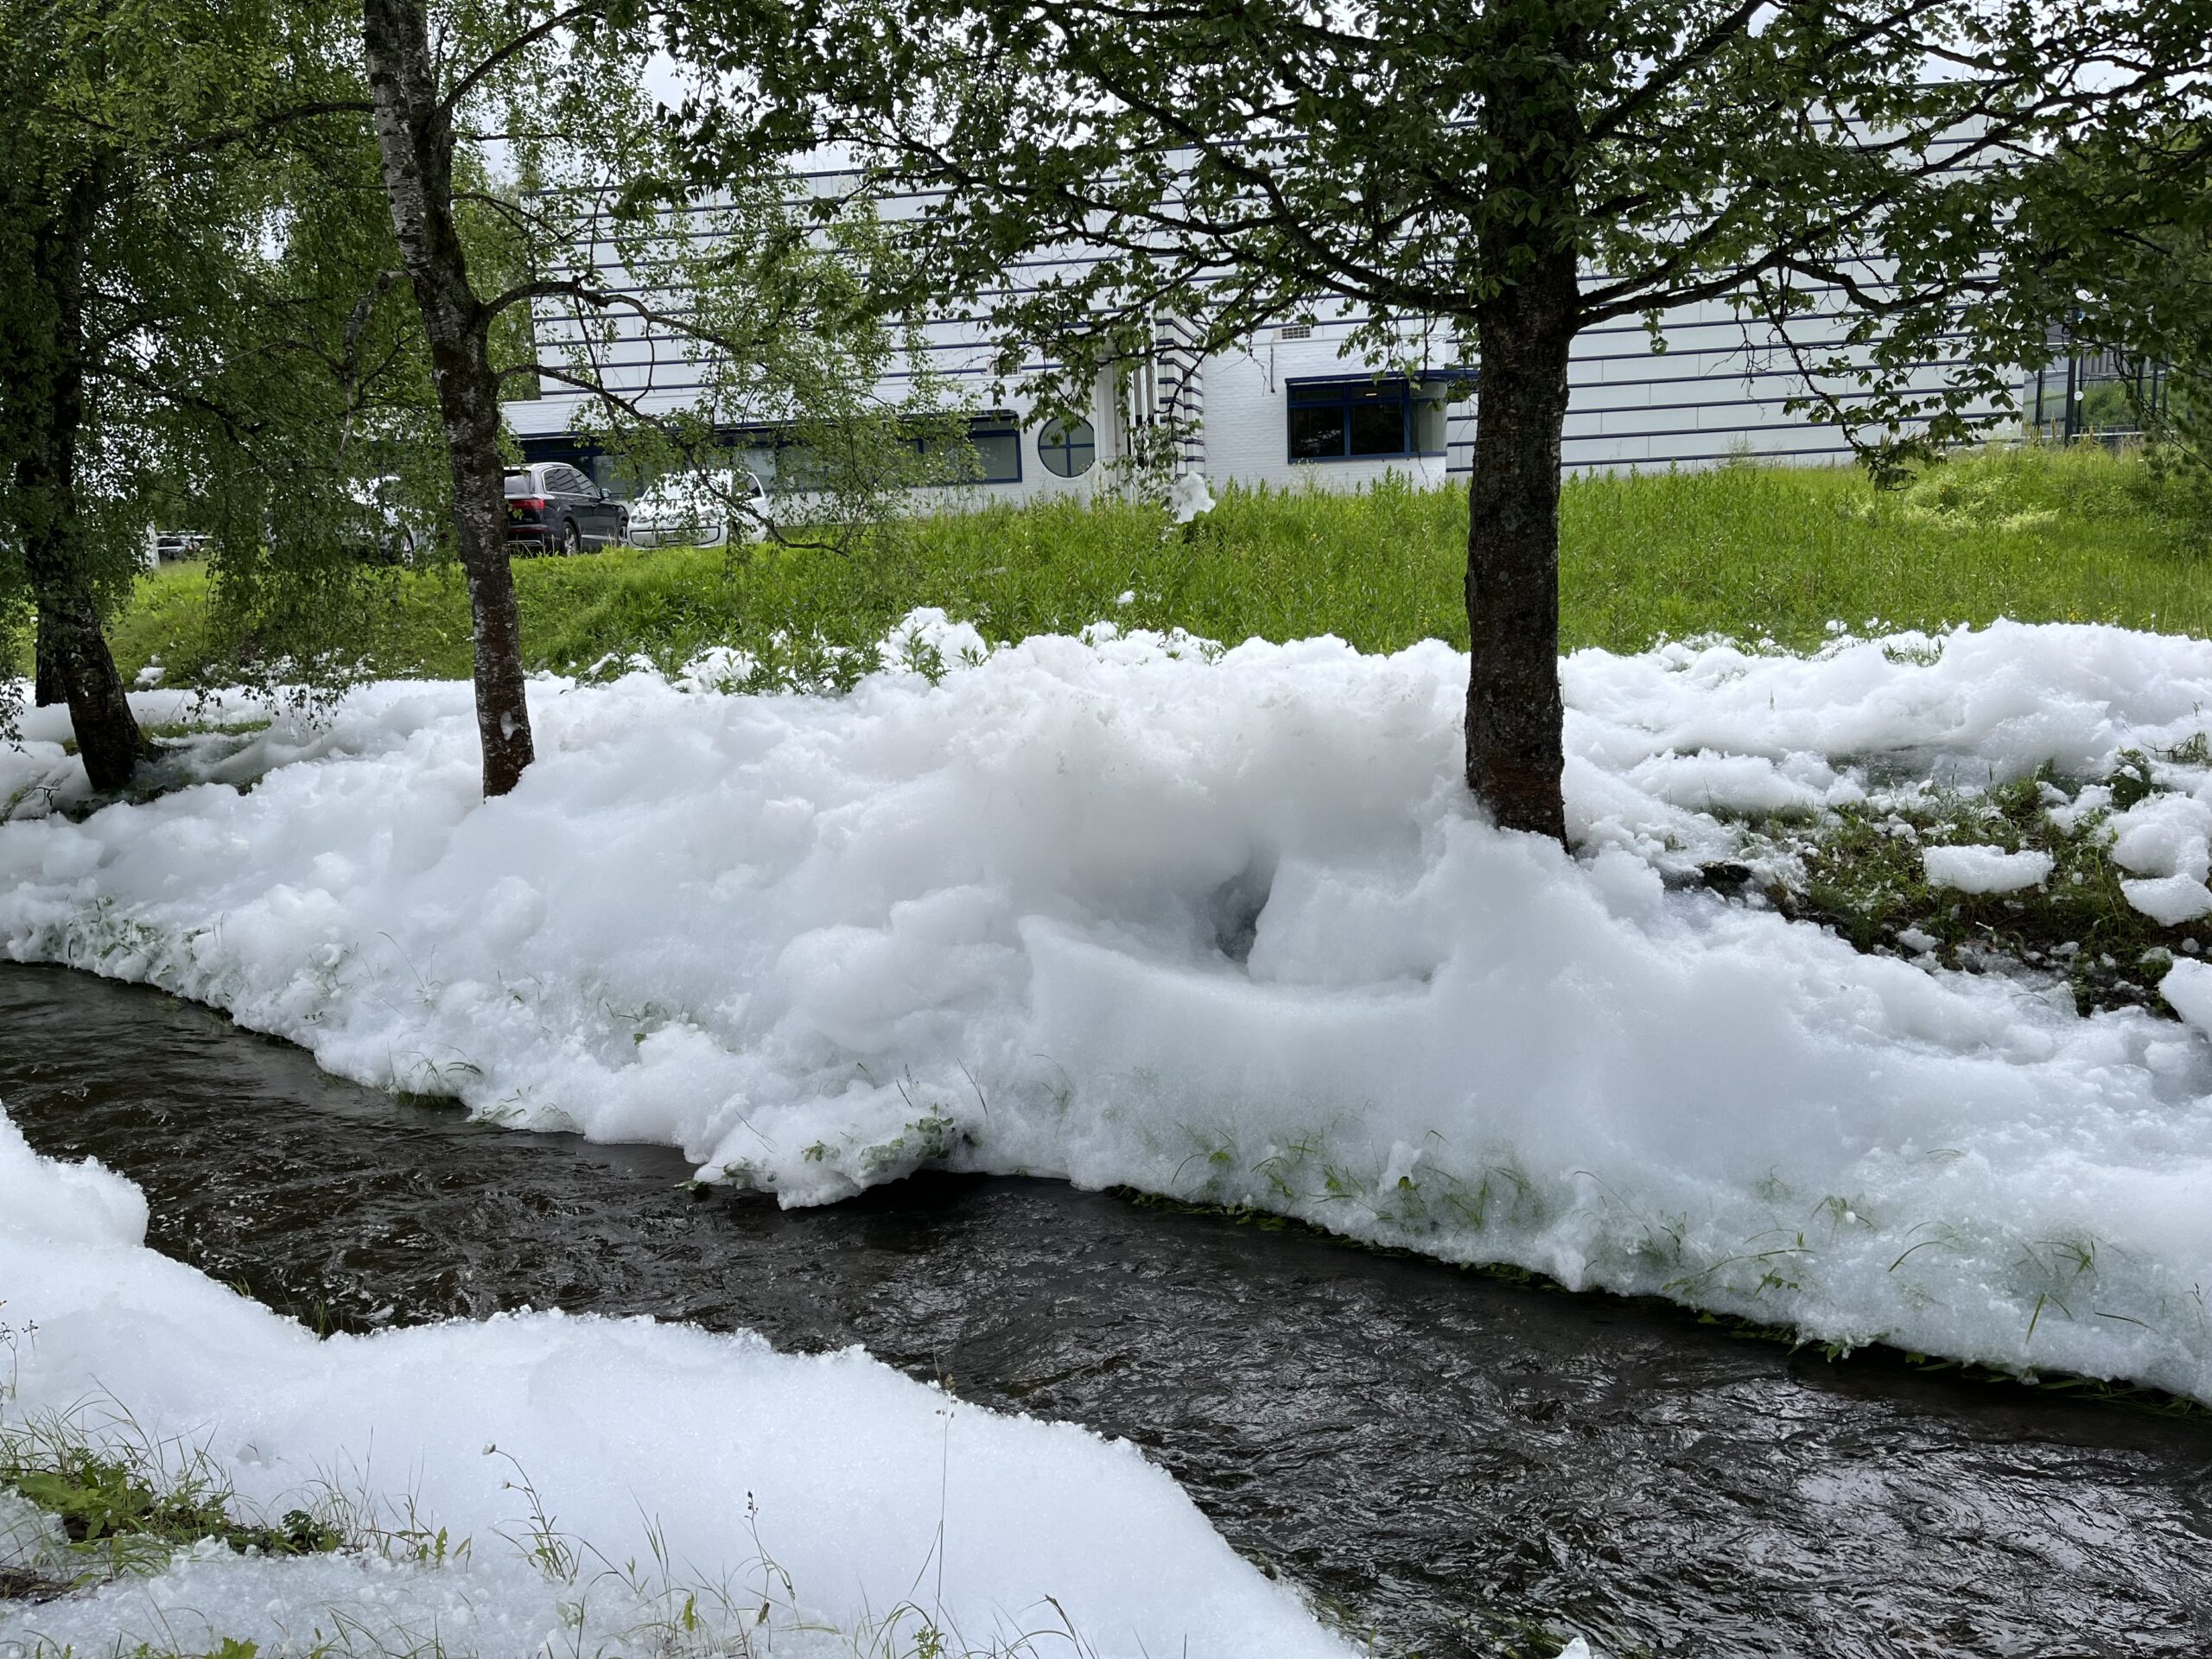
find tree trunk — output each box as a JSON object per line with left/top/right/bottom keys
{"left": 1462, "top": 25, "right": 1588, "bottom": 847}
{"left": 16, "top": 177, "right": 150, "bottom": 789}
{"left": 1463, "top": 245, "right": 1578, "bottom": 843}
{"left": 361, "top": 0, "right": 534, "bottom": 798}
{"left": 34, "top": 626, "right": 64, "bottom": 707}
{"left": 32, "top": 581, "right": 146, "bottom": 787}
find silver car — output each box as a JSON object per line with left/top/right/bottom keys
{"left": 626, "top": 468, "right": 767, "bottom": 550}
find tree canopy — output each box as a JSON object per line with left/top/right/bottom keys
{"left": 2005, "top": 118, "right": 2212, "bottom": 524}
{"left": 679, "top": 0, "right": 2212, "bottom": 837}
{"left": 0, "top": 0, "right": 367, "bottom": 773}
{"left": 2, "top": 0, "right": 965, "bottom": 795}
{"left": 353, "top": 0, "right": 973, "bottom": 794}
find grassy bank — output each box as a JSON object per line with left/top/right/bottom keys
{"left": 0, "top": 1413, "right": 1040, "bottom": 1659}
{"left": 101, "top": 442, "right": 2212, "bottom": 689}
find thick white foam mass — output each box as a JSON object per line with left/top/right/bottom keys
{"left": 1921, "top": 843, "right": 2054, "bottom": 893}
{"left": 0, "top": 1116, "right": 1347, "bottom": 1657}
{"left": 6, "top": 616, "right": 2212, "bottom": 1402}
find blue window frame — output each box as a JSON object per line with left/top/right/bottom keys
{"left": 1287, "top": 375, "right": 1452, "bottom": 462}
{"left": 1037, "top": 416, "right": 1098, "bottom": 478}
{"left": 967, "top": 414, "right": 1023, "bottom": 483}
{"left": 906, "top": 411, "right": 1023, "bottom": 485}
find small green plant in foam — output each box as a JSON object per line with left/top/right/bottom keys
{"left": 858, "top": 1104, "right": 972, "bottom": 1179}
{"left": 1165, "top": 1120, "right": 1554, "bottom": 1242}
{"left": 137, "top": 718, "right": 272, "bottom": 742}
{"left": 2, "top": 769, "right": 72, "bottom": 823}
{"left": 1169, "top": 1125, "right": 1243, "bottom": 1198}
{"left": 847, "top": 1073, "right": 988, "bottom": 1183}
{"left": 1433, "top": 1160, "right": 1548, "bottom": 1233}
{"left": 1, "top": 1411, "right": 345, "bottom": 1597}
{"left": 2006, "top": 1230, "right": 2115, "bottom": 1347}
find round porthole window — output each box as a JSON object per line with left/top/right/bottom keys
{"left": 1038, "top": 416, "right": 1097, "bottom": 479}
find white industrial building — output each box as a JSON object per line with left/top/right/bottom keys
{"left": 505, "top": 171, "right": 2012, "bottom": 501}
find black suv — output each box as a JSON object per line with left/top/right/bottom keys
{"left": 504, "top": 462, "right": 628, "bottom": 554}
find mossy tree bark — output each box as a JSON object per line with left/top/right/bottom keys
{"left": 1462, "top": 56, "right": 1583, "bottom": 842}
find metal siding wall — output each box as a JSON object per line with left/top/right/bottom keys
{"left": 507, "top": 181, "right": 2008, "bottom": 493}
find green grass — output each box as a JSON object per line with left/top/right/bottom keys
{"left": 1561, "top": 440, "right": 2211, "bottom": 648}
{"left": 100, "top": 442, "right": 2212, "bottom": 690}
{"left": 1753, "top": 752, "right": 2205, "bottom": 1017}
{"left": 5, "top": 1448, "right": 338, "bottom": 1559}
{"left": 0, "top": 1414, "right": 346, "bottom": 1602}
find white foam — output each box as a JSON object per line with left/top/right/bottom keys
{"left": 0, "top": 1117, "right": 1344, "bottom": 1657}
{"left": 6, "top": 616, "right": 2212, "bottom": 1403}
{"left": 2125, "top": 874, "right": 2212, "bottom": 926}
{"left": 2162, "top": 960, "right": 2212, "bottom": 1034}
{"left": 2109, "top": 791, "right": 2212, "bottom": 882}
{"left": 1921, "top": 844, "right": 2053, "bottom": 894}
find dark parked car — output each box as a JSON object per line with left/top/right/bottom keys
{"left": 504, "top": 462, "right": 628, "bottom": 554}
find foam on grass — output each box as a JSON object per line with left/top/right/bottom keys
{"left": 0, "top": 1115, "right": 1348, "bottom": 1657}
{"left": 1920, "top": 844, "right": 2054, "bottom": 893}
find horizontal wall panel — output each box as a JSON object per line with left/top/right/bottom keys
{"left": 510, "top": 161, "right": 2014, "bottom": 499}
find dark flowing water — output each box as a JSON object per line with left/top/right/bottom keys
{"left": 3, "top": 963, "right": 2209, "bottom": 1658}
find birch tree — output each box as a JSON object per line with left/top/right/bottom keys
{"left": 358, "top": 0, "right": 961, "bottom": 798}
{"left": 0, "top": 0, "right": 357, "bottom": 786}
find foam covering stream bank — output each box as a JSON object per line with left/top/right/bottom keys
{"left": 0, "top": 1116, "right": 1349, "bottom": 1656}
{"left": 5, "top": 615, "right": 2212, "bottom": 1402}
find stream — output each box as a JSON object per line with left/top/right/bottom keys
{"left": 3, "top": 962, "right": 2209, "bottom": 1657}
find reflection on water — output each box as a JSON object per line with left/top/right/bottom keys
{"left": 4, "top": 963, "right": 2209, "bottom": 1657}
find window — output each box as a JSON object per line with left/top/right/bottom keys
{"left": 586, "top": 454, "right": 638, "bottom": 500}
{"left": 736, "top": 444, "right": 781, "bottom": 487}
{"left": 968, "top": 416, "right": 1022, "bottom": 484}
{"left": 905, "top": 412, "right": 1023, "bottom": 485}
{"left": 517, "top": 437, "right": 601, "bottom": 475}
{"left": 770, "top": 442, "right": 830, "bottom": 491}
{"left": 549, "top": 464, "right": 595, "bottom": 495}
{"left": 1287, "top": 376, "right": 1452, "bottom": 461}
{"left": 1038, "top": 416, "right": 1097, "bottom": 478}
